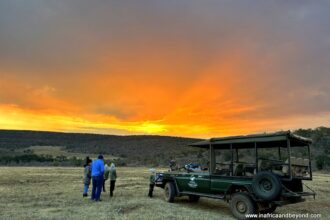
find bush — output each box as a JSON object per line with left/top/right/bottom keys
{"left": 316, "top": 155, "right": 330, "bottom": 170}
{"left": 113, "top": 158, "right": 127, "bottom": 166}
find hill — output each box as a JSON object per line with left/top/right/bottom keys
{"left": 0, "top": 130, "right": 202, "bottom": 166}
{"left": 0, "top": 127, "right": 329, "bottom": 169}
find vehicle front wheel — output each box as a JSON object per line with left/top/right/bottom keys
{"left": 229, "top": 193, "right": 257, "bottom": 220}
{"left": 164, "top": 182, "right": 175, "bottom": 203}
{"left": 188, "top": 195, "right": 200, "bottom": 202}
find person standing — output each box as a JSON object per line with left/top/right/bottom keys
{"left": 103, "top": 163, "right": 110, "bottom": 192}
{"left": 148, "top": 168, "right": 156, "bottom": 198}
{"left": 83, "top": 158, "right": 92, "bottom": 197}
{"left": 169, "top": 160, "right": 177, "bottom": 171}
{"left": 109, "top": 163, "right": 117, "bottom": 197}
{"left": 91, "top": 155, "right": 105, "bottom": 201}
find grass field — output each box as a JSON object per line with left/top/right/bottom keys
{"left": 0, "top": 167, "right": 329, "bottom": 220}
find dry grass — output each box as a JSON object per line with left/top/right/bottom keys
{"left": 0, "top": 167, "right": 329, "bottom": 220}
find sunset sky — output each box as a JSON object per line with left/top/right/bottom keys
{"left": 0, "top": 1, "right": 330, "bottom": 138}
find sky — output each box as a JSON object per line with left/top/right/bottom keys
{"left": 0, "top": 0, "right": 330, "bottom": 138}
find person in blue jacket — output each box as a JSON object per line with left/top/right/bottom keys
{"left": 91, "top": 155, "right": 105, "bottom": 201}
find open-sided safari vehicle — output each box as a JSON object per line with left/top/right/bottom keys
{"left": 155, "top": 131, "right": 316, "bottom": 219}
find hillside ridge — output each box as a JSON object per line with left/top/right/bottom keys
{"left": 0, "top": 128, "right": 329, "bottom": 169}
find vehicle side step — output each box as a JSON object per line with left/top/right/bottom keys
{"left": 180, "top": 191, "right": 225, "bottom": 199}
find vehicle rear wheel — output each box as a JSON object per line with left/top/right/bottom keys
{"left": 259, "top": 204, "right": 277, "bottom": 214}
{"left": 164, "top": 182, "right": 175, "bottom": 203}
{"left": 252, "top": 171, "right": 282, "bottom": 201}
{"left": 188, "top": 195, "right": 200, "bottom": 202}
{"left": 229, "top": 193, "right": 257, "bottom": 220}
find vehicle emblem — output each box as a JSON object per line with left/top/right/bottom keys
{"left": 188, "top": 176, "right": 198, "bottom": 188}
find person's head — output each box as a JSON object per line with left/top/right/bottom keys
{"left": 110, "top": 163, "right": 116, "bottom": 170}
{"left": 87, "top": 158, "right": 92, "bottom": 165}
{"left": 84, "top": 156, "right": 92, "bottom": 167}
{"left": 149, "top": 168, "right": 156, "bottom": 174}
{"left": 98, "top": 154, "right": 104, "bottom": 160}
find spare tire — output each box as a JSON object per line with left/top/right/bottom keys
{"left": 252, "top": 171, "right": 281, "bottom": 201}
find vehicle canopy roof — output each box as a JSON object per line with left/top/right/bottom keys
{"left": 190, "top": 131, "right": 312, "bottom": 149}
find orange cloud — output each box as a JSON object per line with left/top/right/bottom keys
{"left": 1, "top": 1, "right": 330, "bottom": 137}
{"left": 1, "top": 46, "right": 329, "bottom": 138}
{"left": 2, "top": 68, "right": 329, "bottom": 138}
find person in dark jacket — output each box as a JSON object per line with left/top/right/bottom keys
{"left": 83, "top": 157, "right": 92, "bottom": 197}
{"left": 91, "top": 155, "right": 105, "bottom": 201}
{"left": 148, "top": 168, "right": 156, "bottom": 197}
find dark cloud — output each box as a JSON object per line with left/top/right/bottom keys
{"left": 0, "top": 0, "right": 329, "bottom": 132}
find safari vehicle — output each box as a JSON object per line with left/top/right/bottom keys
{"left": 155, "top": 131, "right": 316, "bottom": 219}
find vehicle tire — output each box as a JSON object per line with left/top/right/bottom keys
{"left": 252, "top": 171, "right": 282, "bottom": 201}
{"left": 188, "top": 195, "right": 200, "bottom": 202}
{"left": 259, "top": 205, "right": 277, "bottom": 214}
{"left": 164, "top": 182, "right": 175, "bottom": 203}
{"left": 229, "top": 193, "right": 257, "bottom": 220}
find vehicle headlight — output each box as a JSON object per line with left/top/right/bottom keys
{"left": 155, "top": 173, "right": 163, "bottom": 181}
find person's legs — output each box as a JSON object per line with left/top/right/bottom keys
{"left": 103, "top": 179, "right": 106, "bottom": 192}
{"left": 83, "top": 184, "right": 88, "bottom": 196}
{"left": 148, "top": 184, "right": 154, "bottom": 197}
{"left": 91, "top": 177, "right": 97, "bottom": 200}
{"left": 110, "top": 180, "right": 115, "bottom": 197}
{"left": 95, "top": 176, "right": 100, "bottom": 201}
{"left": 95, "top": 175, "right": 103, "bottom": 201}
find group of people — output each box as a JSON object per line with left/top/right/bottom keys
{"left": 83, "top": 155, "right": 117, "bottom": 201}
{"left": 83, "top": 155, "right": 157, "bottom": 201}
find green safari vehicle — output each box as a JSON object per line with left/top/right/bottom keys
{"left": 155, "top": 131, "right": 316, "bottom": 219}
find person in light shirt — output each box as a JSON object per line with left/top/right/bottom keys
{"left": 103, "top": 163, "right": 110, "bottom": 192}
{"left": 148, "top": 168, "right": 156, "bottom": 198}
{"left": 109, "top": 163, "right": 117, "bottom": 197}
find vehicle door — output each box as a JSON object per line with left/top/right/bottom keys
{"left": 211, "top": 175, "right": 252, "bottom": 193}
{"left": 210, "top": 175, "right": 233, "bottom": 193}
{"left": 175, "top": 172, "right": 211, "bottom": 193}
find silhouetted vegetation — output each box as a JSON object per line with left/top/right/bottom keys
{"left": 294, "top": 127, "right": 330, "bottom": 170}
{"left": 0, "top": 130, "right": 201, "bottom": 166}
{"left": 0, "top": 127, "right": 329, "bottom": 169}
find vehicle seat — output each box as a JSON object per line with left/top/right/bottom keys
{"left": 245, "top": 171, "right": 254, "bottom": 177}
{"left": 282, "top": 159, "right": 289, "bottom": 175}
{"left": 258, "top": 159, "right": 272, "bottom": 171}
{"left": 234, "top": 163, "right": 244, "bottom": 176}
{"left": 290, "top": 157, "right": 309, "bottom": 177}
{"left": 243, "top": 165, "right": 255, "bottom": 176}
